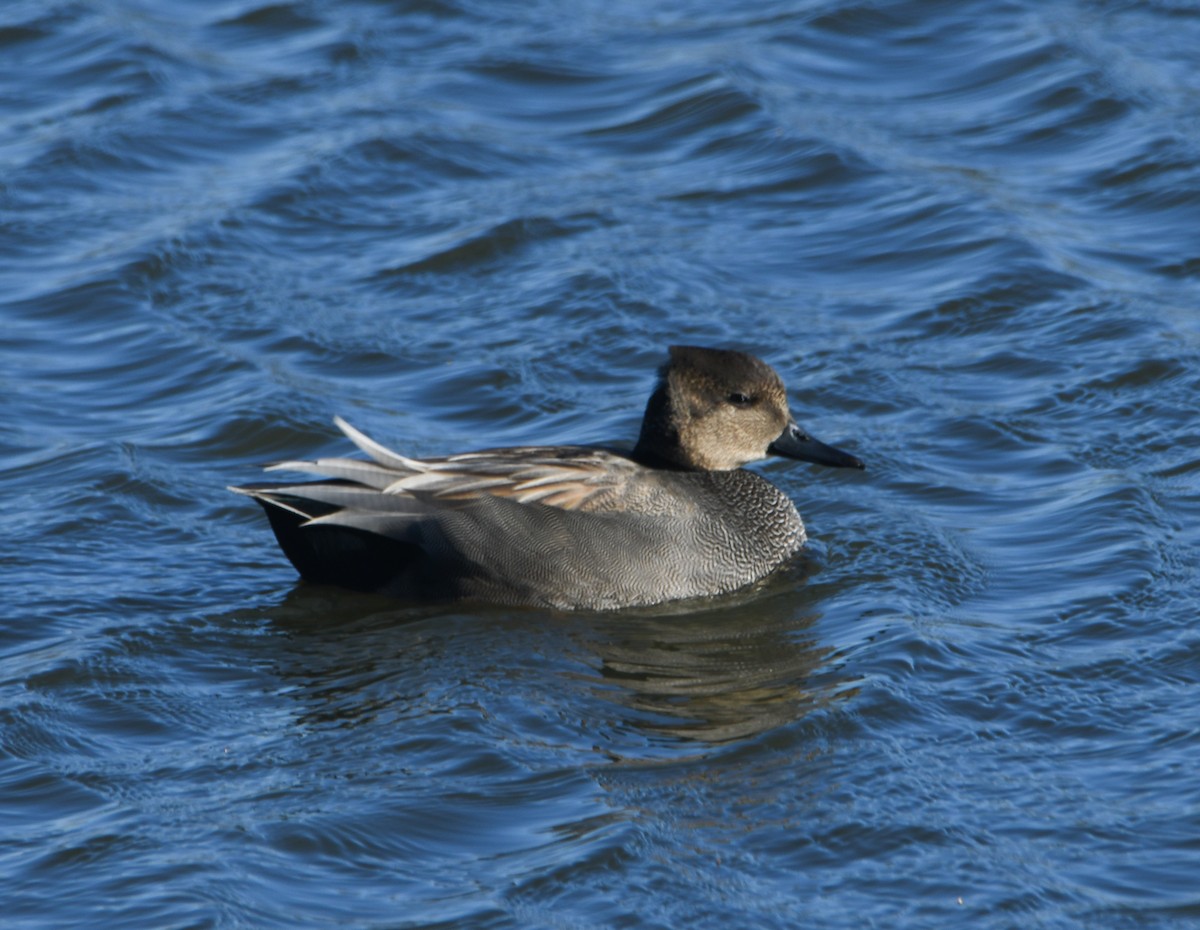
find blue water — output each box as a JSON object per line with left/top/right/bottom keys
{"left": 4, "top": 0, "right": 1200, "bottom": 926}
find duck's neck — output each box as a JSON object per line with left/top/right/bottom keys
{"left": 632, "top": 382, "right": 692, "bottom": 470}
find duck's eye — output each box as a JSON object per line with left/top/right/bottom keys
{"left": 727, "top": 392, "right": 755, "bottom": 407}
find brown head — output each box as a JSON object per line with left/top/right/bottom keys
{"left": 632, "top": 345, "right": 864, "bottom": 473}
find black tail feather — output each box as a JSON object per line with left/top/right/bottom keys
{"left": 256, "top": 496, "right": 422, "bottom": 593}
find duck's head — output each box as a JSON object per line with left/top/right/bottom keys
{"left": 633, "top": 345, "right": 864, "bottom": 473}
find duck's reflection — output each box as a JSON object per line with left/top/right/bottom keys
{"left": 258, "top": 563, "right": 848, "bottom": 748}
{"left": 572, "top": 569, "right": 846, "bottom": 745}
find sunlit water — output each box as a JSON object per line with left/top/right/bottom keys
{"left": 4, "top": 0, "right": 1200, "bottom": 927}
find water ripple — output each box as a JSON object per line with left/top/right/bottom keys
{"left": 5, "top": 0, "right": 1200, "bottom": 926}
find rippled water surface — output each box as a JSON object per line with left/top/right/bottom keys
{"left": 4, "top": 0, "right": 1200, "bottom": 927}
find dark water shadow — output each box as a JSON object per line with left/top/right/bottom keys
{"left": 242, "top": 560, "right": 852, "bottom": 752}
{"left": 262, "top": 581, "right": 452, "bottom": 634}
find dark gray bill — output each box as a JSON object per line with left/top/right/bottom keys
{"left": 769, "top": 422, "right": 864, "bottom": 470}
